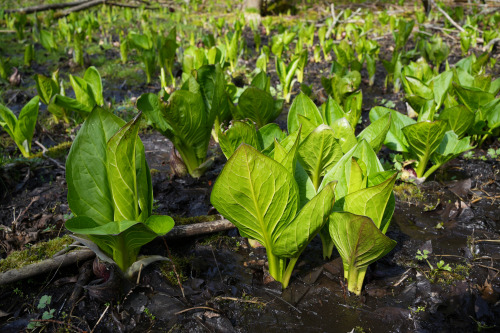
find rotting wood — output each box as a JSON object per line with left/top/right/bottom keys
{"left": 4, "top": 0, "right": 88, "bottom": 14}
{"left": 0, "top": 249, "right": 95, "bottom": 285}
{"left": 164, "top": 218, "right": 235, "bottom": 239}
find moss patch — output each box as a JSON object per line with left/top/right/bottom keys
{"left": 172, "top": 214, "right": 219, "bottom": 226}
{"left": 393, "top": 182, "right": 424, "bottom": 204}
{"left": 30, "top": 141, "right": 72, "bottom": 160}
{"left": 159, "top": 255, "right": 193, "bottom": 286}
{"left": 0, "top": 235, "right": 73, "bottom": 272}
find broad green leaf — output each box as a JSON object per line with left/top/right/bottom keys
{"left": 402, "top": 120, "right": 448, "bottom": 178}
{"left": 454, "top": 83, "right": 495, "bottom": 112}
{"left": 489, "top": 77, "right": 500, "bottom": 95}
{"left": 211, "top": 144, "right": 299, "bottom": 248}
{"left": 84, "top": 66, "right": 104, "bottom": 106}
{"left": 106, "top": 114, "right": 141, "bottom": 222}
{"left": 196, "top": 64, "right": 227, "bottom": 124}
{"left": 66, "top": 108, "right": 125, "bottom": 225}
{"left": 287, "top": 92, "right": 323, "bottom": 134}
{"left": 0, "top": 104, "right": 17, "bottom": 138}
{"left": 69, "top": 75, "right": 95, "bottom": 108}
{"left": 273, "top": 130, "right": 300, "bottom": 175}
{"left": 51, "top": 95, "right": 93, "bottom": 116}
{"left": 357, "top": 112, "right": 391, "bottom": 153}
{"left": 218, "top": 120, "right": 259, "bottom": 159}
{"left": 320, "top": 140, "right": 384, "bottom": 200}
{"left": 343, "top": 173, "right": 397, "bottom": 232}
{"left": 294, "top": 162, "right": 317, "bottom": 208}
{"left": 438, "top": 105, "right": 474, "bottom": 137}
{"left": 403, "top": 76, "right": 433, "bottom": 99}
{"left": 348, "top": 158, "right": 367, "bottom": 194}
{"left": 321, "top": 97, "right": 344, "bottom": 127}
{"left": 236, "top": 87, "right": 281, "bottom": 128}
{"left": 272, "top": 181, "right": 336, "bottom": 257}
{"left": 330, "top": 117, "right": 357, "bottom": 153}
{"left": 251, "top": 71, "right": 271, "bottom": 93}
{"left": 329, "top": 212, "right": 396, "bottom": 294}
{"left": 14, "top": 96, "right": 39, "bottom": 157}
{"left": 369, "top": 107, "right": 416, "bottom": 152}
{"left": 298, "top": 125, "right": 343, "bottom": 190}
{"left": 431, "top": 131, "right": 474, "bottom": 167}
{"left": 34, "top": 74, "right": 58, "bottom": 105}
{"left": 482, "top": 99, "right": 500, "bottom": 131}
{"left": 257, "top": 123, "right": 286, "bottom": 151}
{"left": 431, "top": 70, "right": 453, "bottom": 109}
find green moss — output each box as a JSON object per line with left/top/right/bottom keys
{"left": 0, "top": 235, "right": 73, "bottom": 272}
{"left": 159, "top": 255, "right": 192, "bottom": 286}
{"left": 393, "top": 182, "right": 424, "bottom": 203}
{"left": 200, "top": 232, "right": 241, "bottom": 251}
{"left": 31, "top": 141, "right": 72, "bottom": 160}
{"left": 172, "top": 215, "right": 218, "bottom": 226}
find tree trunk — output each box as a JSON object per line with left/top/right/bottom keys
{"left": 245, "top": 0, "right": 261, "bottom": 14}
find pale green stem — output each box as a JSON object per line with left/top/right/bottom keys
{"left": 416, "top": 154, "right": 430, "bottom": 179}
{"left": 281, "top": 256, "right": 300, "bottom": 289}
{"left": 347, "top": 265, "right": 368, "bottom": 296}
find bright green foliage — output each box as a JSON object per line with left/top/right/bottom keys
{"left": 419, "top": 35, "right": 450, "bottom": 71}
{"left": 0, "top": 96, "right": 39, "bottom": 157}
{"left": 65, "top": 109, "right": 174, "bottom": 273}
{"left": 138, "top": 65, "right": 226, "bottom": 177}
{"left": 276, "top": 56, "right": 301, "bottom": 103}
{"left": 158, "top": 27, "right": 178, "bottom": 87}
{"left": 233, "top": 86, "right": 283, "bottom": 128}
{"left": 50, "top": 66, "right": 103, "bottom": 119}
{"left": 211, "top": 144, "right": 337, "bottom": 289}
{"left": 329, "top": 212, "right": 396, "bottom": 295}
{"left": 129, "top": 31, "right": 156, "bottom": 84}
{"left": 218, "top": 121, "right": 286, "bottom": 159}
{"left": 370, "top": 108, "right": 473, "bottom": 179}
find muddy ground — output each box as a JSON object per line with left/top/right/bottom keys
{"left": 0, "top": 11, "right": 500, "bottom": 333}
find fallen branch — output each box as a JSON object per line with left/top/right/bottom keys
{"left": 0, "top": 219, "right": 235, "bottom": 284}
{"left": 107, "top": 2, "right": 160, "bottom": 10}
{"left": 4, "top": 0, "right": 88, "bottom": 14}
{"left": 55, "top": 0, "right": 108, "bottom": 18}
{"left": 164, "top": 218, "right": 235, "bottom": 239}
{"left": 0, "top": 249, "right": 95, "bottom": 285}
{"left": 429, "top": 0, "right": 465, "bottom": 33}
{"left": 484, "top": 38, "right": 500, "bottom": 52}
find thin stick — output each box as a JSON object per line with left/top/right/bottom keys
{"left": 393, "top": 268, "right": 412, "bottom": 287}
{"left": 211, "top": 247, "right": 224, "bottom": 284}
{"left": 91, "top": 304, "right": 109, "bottom": 333}
{"left": 264, "top": 290, "right": 302, "bottom": 314}
{"left": 429, "top": 0, "right": 465, "bottom": 33}
{"left": 161, "top": 238, "right": 185, "bottom": 299}
{"left": 175, "top": 306, "right": 219, "bottom": 315}
{"left": 5, "top": 0, "right": 88, "bottom": 14}
{"left": 214, "top": 296, "right": 267, "bottom": 306}
{"left": 29, "top": 319, "right": 85, "bottom": 333}
{"left": 476, "top": 264, "right": 500, "bottom": 272}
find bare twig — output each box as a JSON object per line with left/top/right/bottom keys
{"left": 56, "top": 0, "right": 108, "bottom": 18}
{"left": 91, "top": 304, "right": 109, "bottom": 333}
{"left": 164, "top": 219, "right": 235, "bottom": 239}
{"left": 429, "top": 0, "right": 465, "bottom": 32}
{"left": 175, "top": 306, "right": 219, "bottom": 315}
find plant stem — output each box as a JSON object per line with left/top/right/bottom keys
{"left": 266, "top": 250, "right": 284, "bottom": 283}
{"left": 346, "top": 265, "right": 367, "bottom": 296}
{"left": 319, "top": 229, "right": 334, "bottom": 259}
{"left": 114, "top": 235, "right": 129, "bottom": 272}
{"left": 416, "top": 154, "right": 430, "bottom": 178}
{"left": 422, "top": 163, "right": 441, "bottom": 179}
{"left": 281, "top": 256, "right": 300, "bottom": 289}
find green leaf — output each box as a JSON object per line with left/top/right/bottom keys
{"left": 438, "top": 105, "right": 474, "bottom": 137}
{"left": 236, "top": 87, "right": 281, "bottom": 128}
{"left": 369, "top": 107, "right": 416, "bottom": 152}
{"left": 84, "top": 66, "right": 104, "bottom": 106}
{"left": 402, "top": 120, "right": 448, "bottom": 178}
{"left": 329, "top": 212, "right": 396, "bottom": 295}
{"left": 321, "top": 97, "right": 344, "bottom": 127}
{"left": 298, "top": 125, "right": 343, "bottom": 191}
{"left": 430, "top": 131, "right": 474, "bottom": 167}
{"left": 357, "top": 112, "right": 391, "bottom": 153}
{"left": 106, "top": 114, "right": 141, "bottom": 222}
{"left": 69, "top": 75, "right": 95, "bottom": 108}
{"left": 211, "top": 144, "right": 299, "bottom": 251}
{"left": 218, "top": 120, "right": 259, "bottom": 159}
{"left": 431, "top": 70, "right": 453, "bottom": 109}
{"left": 272, "top": 181, "right": 336, "bottom": 257}
{"left": 454, "top": 83, "right": 495, "bottom": 112}
{"left": 343, "top": 173, "right": 397, "bottom": 232}
{"left": 51, "top": 95, "right": 93, "bottom": 116}
{"left": 196, "top": 64, "right": 227, "bottom": 125}
{"left": 257, "top": 123, "right": 286, "bottom": 151}
{"left": 287, "top": 92, "right": 323, "bottom": 134}
{"left": 66, "top": 108, "right": 125, "bottom": 225}
{"left": 14, "top": 96, "right": 39, "bottom": 157}
{"left": 329, "top": 117, "right": 357, "bottom": 153}
{"left": 34, "top": 74, "right": 58, "bottom": 105}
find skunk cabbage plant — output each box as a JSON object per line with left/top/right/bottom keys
{"left": 0, "top": 96, "right": 39, "bottom": 157}
{"left": 211, "top": 144, "right": 337, "bottom": 289}
{"left": 65, "top": 109, "right": 174, "bottom": 275}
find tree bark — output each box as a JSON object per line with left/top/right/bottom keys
{"left": 245, "top": 0, "right": 261, "bottom": 13}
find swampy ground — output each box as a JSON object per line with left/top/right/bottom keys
{"left": 0, "top": 2, "right": 500, "bottom": 333}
